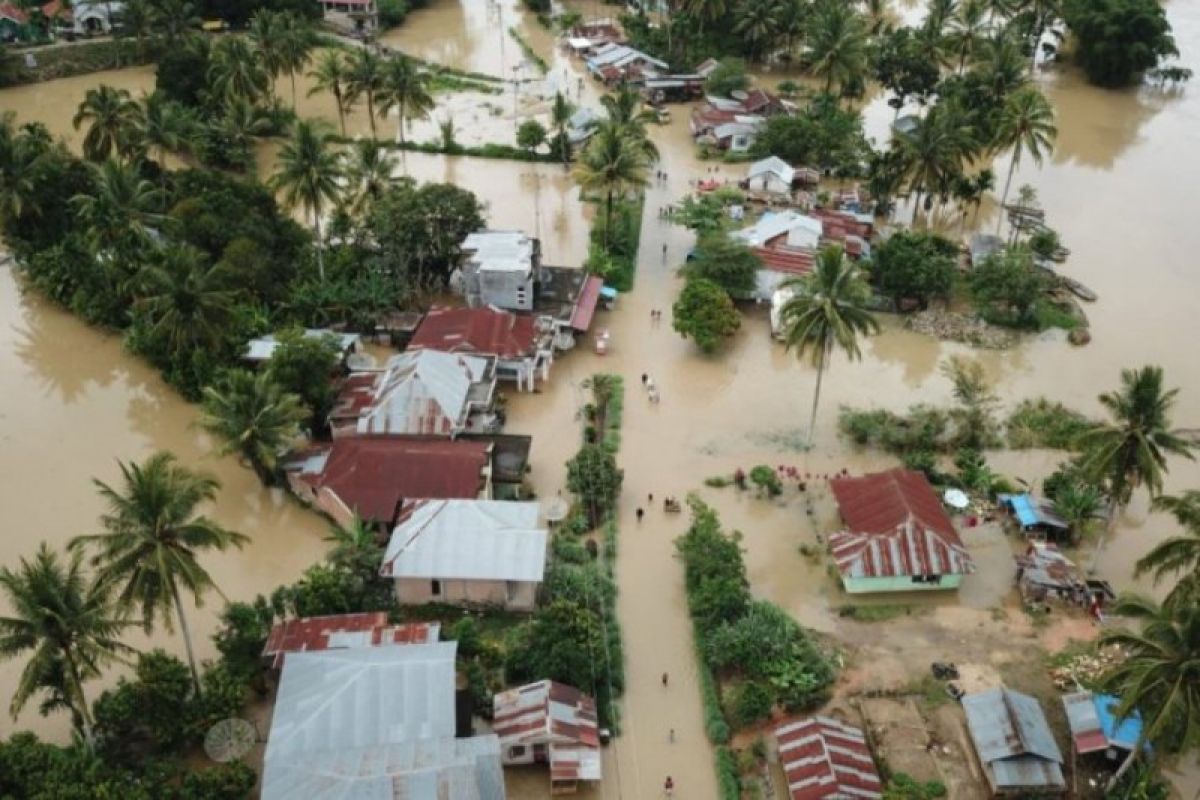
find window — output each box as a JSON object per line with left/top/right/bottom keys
{"left": 430, "top": 579, "right": 442, "bottom": 597}
{"left": 912, "top": 574, "right": 942, "bottom": 585}
{"left": 508, "top": 745, "right": 526, "bottom": 759}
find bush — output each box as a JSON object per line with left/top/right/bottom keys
{"left": 884, "top": 773, "right": 948, "bottom": 799}
{"left": 715, "top": 746, "right": 742, "bottom": 800}
{"left": 1006, "top": 398, "right": 1095, "bottom": 450}
{"left": 731, "top": 680, "right": 774, "bottom": 726}
{"left": 748, "top": 465, "right": 783, "bottom": 497}
{"left": 705, "top": 58, "right": 749, "bottom": 97}
{"left": 377, "top": 0, "right": 408, "bottom": 27}
{"left": 672, "top": 278, "right": 741, "bottom": 354}
{"left": 871, "top": 231, "right": 957, "bottom": 309}
{"left": 1063, "top": 0, "right": 1180, "bottom": 87}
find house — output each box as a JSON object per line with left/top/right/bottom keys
{"left": 244, "top": 328, "right": 362, "bottom": 365}
{"left": 328, "top": 350, "right": 500, "bottom": 439}
{"left": 319, "top": 0, "right": 377, "bottom": 36}
{"left": 828, "top": 468, "right": 976, "bottom": 593}
{"left": 459, "top": 230, "right": 540, "bottom": 311}
{"left": 262, "top": 611, "right": 440, "bottom": 669}
{"left": 694, "top": 57, "right": 720, "bottom": 79}
{"left": 732, "top": 211, "right": 824, "bottom": 300}
{"left": 381, "top": 499, "right": 547, "bottom": 610}
{"left": 774, "top": 716, "right": 883, "bottom": 800}
{"left": 567, "top": 107, "right": 601, "bottom": 144}
{"left": 641, "top": 75, "right": 705, "bottom": 103}
{"left": 284, "top": 436, "right": 493, "bottom": 529}
{"left": 585, "top": 43, "right": 667, "bottom": 83}
{"left": 493, "top": 680, "right": 601, "bottom": 794}
{"left": 261, "top": 642, "right": 505, "bottom": 800}
{"left": 962, "top": 687, "right": 1066, "bottom": 797}
{"left": 747, "top": 156, "right": 796, "bottom": 197}
{"left": 1062, "top": 691, "right": 1144, "bottom": 761}
{"left": 409, "top": 306, "right": 554, "bottom": 391}
{"left": 565, "top": 20, "right": 622, "bottom": 54}
{"left": 41, "top": 0, "right": 122, "bottom": 35}
{"left": 1014, "top": 542, "right": 1115, "bottom": 608}
{"left": 0, "top": 4, "right": 36, "bottom": 42}
{"left": 712, "top": 118, "right": 764, "bottom": 152}
{"left": 997, "top": 492, "right": 1069, "bottom": 539}
{"left": 739, "top": 88, "right": 789, "bottom": 117}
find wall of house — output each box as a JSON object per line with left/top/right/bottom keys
{"left": 841, "top": 574, "right": 964, "bottom": 594}
{"left": 753, "top": 175, "right": 790, "bottom": 196}
{"left": 394, "top": 577, "right": 539, "bottom": 610}
{"left": 480, "top": 270, "right": 535, "bottom": 312}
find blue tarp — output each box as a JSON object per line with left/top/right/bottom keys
{"left": 998, "top": 493, "right": 1068, "bottom": 530}
{"left": 599, "top": 287, "right": 618, "bottom": 301}
{"left": 1094, "top": 694, "right": 1144, "bottom": 751}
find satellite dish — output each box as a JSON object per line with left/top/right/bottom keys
{"left": 730, "top": 89, "right": 749, "bottom": 101}
{"left": 204, "top": 718, "right": 258, "bottom": 763}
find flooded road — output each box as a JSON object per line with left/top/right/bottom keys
{"left": 2, "top": 0, "right": 1200, "bottom": 794}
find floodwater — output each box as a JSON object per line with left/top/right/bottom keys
{"left": 2, "top": 0, "right": 1200, "bottom": 796}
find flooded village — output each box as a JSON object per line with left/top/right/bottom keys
{"left": 0, "top": 0, "right": 1198, "bottom": 797}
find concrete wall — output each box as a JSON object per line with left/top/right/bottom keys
{"left": 841, "top": 574, "right": 964, "bottom": 594}
{"left": 394, "top": 577, "right": 539, "bottom": 611}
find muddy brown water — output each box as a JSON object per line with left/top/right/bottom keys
{"left": 3, "top": 0, "right": 1200, "bottom": 795}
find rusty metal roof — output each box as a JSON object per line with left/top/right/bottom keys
{"left": 775, "top": 716, "right": 882, "bottom": 800}
{"left": 493, "top": 680, "right": 601, "bottom": 784}
{"left": 410, "top": 306, "right": 540, "bottom": 360}
{"left": 262, "top": 612, "right": 440, "bottom": 669}
{"left": 963, "top": 687, "right": 1065, "bottom": 792}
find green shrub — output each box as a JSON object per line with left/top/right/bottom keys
{"left": 748, "top": 465, "right": 783, "bottom": 497}
{"left": 704, "top": 475, "right": 732, "bottom": 488}
{"left": 732, "top": 680, "right": 774, "bottom": 726}
{"left": 715, "top": 746, "right": 742, "bottom": 800}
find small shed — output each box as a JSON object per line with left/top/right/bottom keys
{"left": 244, "top": 329, "right": 361, "bottom": 365}
{"left": 1062, "top": 691, "right": 1144, "bottom": 760}
{"left": 998, "top": 493, "right": 1069, "bottom": 538}
{"left": 747, "top": 155, "right": 796, "bottom": 196}
{"left": 774, "top": 716, "right": 883, "bottom": 800}
{"left": 962, "top": 687, "right": 1066, "bottom": 797}
{"left": 493, "top": 680, "right": 601, "bottom": 794}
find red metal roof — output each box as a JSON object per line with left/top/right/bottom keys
{"left": 261, "top": 613, "right": 438, "bottom": 669}
{"left": 754, "top": 245, "right": 815, "bottom": 275}
{"left": 829, "top": 469, "right": 974, "bottom": 579}
{"left": 299, "top": 436, "right": 489, "bottom": 524}
{"left": 410, "top": 306, "right": 538, "bottom": 360}
{"left": 776, "top": 716, "right": 882, "bottom": 800}
{"left": 0, "top": 3, "right": 30, "bottom": 22}
{"left": 494, "top": 680, "right": 601, "bottom": 784}
{"left": 569, "top": 275, "right": 604, "bottom": 331}
{"left": 811, "top": 208, "right": 873, "bottom": 239}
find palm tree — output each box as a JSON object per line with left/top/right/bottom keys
{"left": 308, "top": 50, "right": 354, "bottom": 137}
{"left": 198, "top": 369, "right": 307, "bottom": 487}
{"left": 117, "top": 0, "right": 154, "bottom": 59}
{"left": 270, "top": 119, "right": 342, "bottom": 280}
{"left": 136, "top": 244, "right": 242, "bottom": 358}
{"left": 344, "top": 138, "right": 397, "bottom": 215}
{"left": 682, "top": 0, "right": 727, "bottom": 36}
{"left": 895, "top": 102, "right": 976, "bottom": 223}
{"left": 278, "top": 13, "right": 315, "bottom": 108}
{"left": 806, "top": 0, "right": 870, "bottom": 96}
{"left": 347, "top": 47, "right": 385, "bottom": 139}
{"left": 1080, "top": 366, "right": 1195, "bottom": 571}
{"left": 71, "top": 158, "right": 165, "bottom": 256}
{"left": 1135, "top": 491, "right": 1200, "bottom": 609}
{"left": 549, "top": 91, "right": 575, "bottom": 169}
{"left": 778, "top": 246, "right": 879, "bottom": 445}
{"left": 598, "top": 84, "right": 659, "bottom": 161}
{"left": 572, "top": 124, "right": 650, "bottom": 253}
{"left": 71, "top": 453, "right": 247, "bottom": 694}
{"left": 1050, "top": 478, "right": 1104, "bottom": 545}
{"left": 948, "top": 0, "right": 990, "bottom": 71}
{"left": 147, "top": 0, "right": 199, "bottom": 44}
{"left": 0, "top": 544, "right": 133, "bottom": 744}
{"left": 208, "top": 36, "right": 270, "bottom": 105}
{"left": 134, "top": 92, "right": 194, "bottom": 172}
{"left": 974, "top": 29, "right": 1029, "bottom": 105}
{"left": 248, "top": 10, "right": 286, "bottom": 101}
{"left": 734, "top": 0, "right": 784, "bottom": 61}
{"left": 73, "top": 85, "right": 142, "bottom": 162}
{"left": 1021, "top": 0, "right": 1062, "bottom": 70}
{"left": 377, "top": 54, "right": 434, "bottom": 146}
{"left": 324, "top": 515, "right": 383, "bottom": 585}
{"left": 924, "top": 0, "right": 959, "bottom": 37}
{"left": 0, "top": 112, "right": 43, "bottom": 223}
{"left": 993, "top": 85, "right": 1055, "bottom": 231}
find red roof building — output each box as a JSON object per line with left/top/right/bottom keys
{"left": 494, "top": 680, "right": 601, "bottom": 793}
{"left": 409, "top": 306, "right": 553, "bottom": 391}
{"left": 283, "top": 436, "right": 491, "bottom": 528}
{"left": 828, "top": 468, "right": 975, "bottom": 591}
{"left": 262, "top": 612, "right": 439, "bottom": 669}
{"left": 776, "top": 716, "right": 883, "bottom": 800}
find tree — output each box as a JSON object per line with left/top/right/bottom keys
{"left": 308, "top": 50, "right": 353, "bottom": 137}
{"left": 1050, "top": 478, "right": 1104, "bottom": 545}
{"left": 516, "top": 119, "right": 547, "bottom": 155}
{"left": 735, "top": 2, "right": 785, "bottom": 60}
{"left": 752, "top": 97, "right": 869, "bottom": 174}
{"left": 71, "top": 158, "right": 165, "bottom": 258}
{"left": 993, "top": 86, "right": 1056, "bottom": 231}
{"left": 549, "top": 91, "right": 574, "bottom": 168}
{"left": 672, "top": 277, "right": 741, "bottom": 354}
{"left": 1135, "top": 492, "right": 1200, "bottom": 610}
{"left": 685, "top": 233, "right": 760, "bottom": 297}
{"left": 566, "top": 443, "right": 623, "bottom": 526}
{"left": 871, "top": 231, "right": 957, "bottom": 308}
{"left": 207, "top": 36, "right": 269, "bottom": 105}
{"left": 72, "top": 85, "right": 142, "bottom": 163}
{"left": 681, "top": 0, "right": 728, "bottom": 36}
{"left": 155, "top": 34, "right": 211, "bottom": 108}
{"left": 948, "top": 0, "right": 989, "bottom": 71}
{"left": 266, "top": 328, "right": 340, "bottom": 435}
{"left": 0, "top": 112, "right": 43, "bottom": 225}
{"left": 134, "top": 92, "right": 194, "bottom": 174}
{"left": 270, "top": 119, "right": 342, "bottom": 280}
{"left": 92, "top": 649, "right": 194, "bottom": 758}
{"left": 347, "top": 47, "right": 385, "bottom": 139}
{"left": 342, "top": 137, "right": 396, "bottom": 216}
{"left": 895, "top": 101, "right": 977, "bottom": 223}
{"left": 134, "top": 244, "right": 241, "bottom": 363}
{"left": 1063, "top": 0, "right": 1178, "bottom": 88}
{"left": 806, "top": 0, "right": 870, "bottom": 96}
{"left": 507, "top": 600, "right": 608, "bottom": 713}
{"left": 1079, "top": 366, "right": 1195, "bottom": 570}
{"left": 277, "top": 12, "right": 315, "bottom": 108}
{"left": 248, "top": 10, "right": 287, "bottom": 101}
{"left": 968, "top": 245, "right": 1048, "bottom": 324}
{"left": 148, "top": 0, "right": 199, "bottom": 44}
{"left": 704, "top": 58, "right": 749, "bottom": 97}
{"left": 597, "top": 84, "right": 659, "bottom": 161}
{"left": 778, "top": 246, "right": 879, "bottom": 445}
{"left": 116, "top": 0, "right": 154, "bottom": 59}
{"left": 0, "top": 544, "right": 132, "bottom": 745}
{"left": 377, "top": 54, "right": 433, "bottom": 145}
{"left": 573, "top": 125, "right": 649, "bottom": 253}
{"left": 873, "top": 27, "right": 941, "bottom": 111}
{"left": 323, "top": 515, "right": 384, "bottom": 587}
{"left": 70, "top": 452, "right": 249, "bottom": 695}
{"left": 198, "top": 368, "right": 308, "bottom": 487}
{"left": 941, "top": 355, "right": 1001, "bottom": 450}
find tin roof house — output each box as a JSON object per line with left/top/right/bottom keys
{"left": 1062, "top": 691, "right": 1144, "bottom": 762}
{"left": 244, "top": 329, "right": 362, "bottom": 366}
{"left": 262, "top": 611, "right": 440, "bottom": 669}
{"left": 774, "top": 716, "right": 883, "bottom": 800}
{"left": 409, "top": 306, "right": 555, "bottom": 392}
{"left": 457, "top": 231, "right": 541, "bottom": 312}
{"left": 261, "top": 642, "right": 505, "bottom": 800}
{"left": 493, "top": 680, "right": 601, "bottom": 794}
{"left": 828, "top": 468, "right": 975, "bottom": 594}
{"left": 747, "top": 156, "right": 796, "bottom": 197}
{"left": 962, "top": 686, "right": 1066, "bottom": 797}
{"left": 381, "top": 499, "right": 547, "bottom": 611}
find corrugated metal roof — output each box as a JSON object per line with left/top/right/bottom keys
{"left": 775, "top": 716, "right": 882, "bottom": 800}
{"left": 462, "top": 230, "right": 535, "bottom": 274}
{"left": 410, "top": 306, "right": 540, "bottom": 360}
{"left": 352, "top": 350, "right": 495, "bottom": 437}
{"left": 1063, "top": 692, "right": 1143, "bottom": 755}
{"left": 569, "top": 275, "right": 604, "bottom": 331}
{"left": 261, "top": 612, "right": 440, "bottom": 669}
{"left": 493, "top": 680, "right": 602, "bottom": 783}
{"left": 245, "top": 329, "right": 360, "bottom": 362}
{"left": 382, "top": 499, "right": 547, "bottom": 582}
{"left": 963, "top": 687, "right": 1065, "bottom": 791}
{"left": 733, "top": 210, "right": 818, "bottom": 248}
{"left": 749, "top": 156, "right": 796, "bottom": 185}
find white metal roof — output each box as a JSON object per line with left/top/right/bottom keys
{"left": 382, "top": 499, "right": 547, "bottom": 582}
{"left": 356, "top": 350, "right": 494, "bottom": 436}
{"left": 748, "top": 156, "right": 796, "bottom": 185}
{"left": 246, "top": 329, "right": 361, "bottom": 362}
{"left": 462, "top": 230, "right": 535, "bottom": 274}
{"left": 733, "top": 210, "right": 820, "bottom": 248}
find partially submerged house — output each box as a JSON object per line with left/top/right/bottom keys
{"left": 284, "top": 436, "right": 493, "bottom": 529}
{"left": 774, "top": 716, "right": 883, "bottom": 800}
{"left": 328, "top": 350, "right": 500, "bottom": 439}
{"left": 732, "top": 210, "right": 871, "bottom": 301}
{"left": 1014, "top": 542, "right": 1115, "bottom": 608}
{"left": 563, "top": 20, "right": 623, "bottom": 56}
{"left": 1062, "top": 691, "right": 1144, "bottom": 762}
{"left": 828, "top": 468, "right": 976, "bottom": 593}
{"left": 409, "top": 306, "right": 555, "bottom": 391}
{"left": 261, "top": 642, "right": 505, "bottom": 800}
{"left": 585, "top": 43, "right": 668, "bottom": 84}
{"left": 962, "top": 686, "right": 1066, "bottom": 797}
{"left": 244, "top": 328, "right": 362, "bottom": 366}
{"left": 319, "top": 0, "right": 377, "bottom": 36}
{"left": 997, "top": 493, "right": 1069, "bottom": 539}
{"left": 458, "top": 230, "right": 540, "bottom": 312}
{"left": 381, "top": 499, "right": 547, "bottom": 610}
{"left": 262, "top": 611, "right": 440, "bottom": 669}
{"left": 493, "top": 680, "right": 601, "bottom": 794}
{"left": 747, "top": 155, "right": 796, "bottom": 197}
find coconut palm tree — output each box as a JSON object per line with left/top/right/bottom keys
{"left": 993, "top": 85, "right": 1055, "bottom": 231}
{"left": 198, "top": 369, "right": 308, "bottom": 487}
{"left": 1135, "top": 491, "right": 1200, "bottom": 609}
{"left": 270, "top": 119, "right": 342, "bottom": 280}
{"left": 134, "top": 92, "right": 194, "bottom": 172}
{"left": 248, "top": 10, "right": 286, "bottom": 101}
{"left": 974, "top": 29, "right": 1029, "bottom": 105}
{"left": 70, "top": 453, "right": 247, "bottom": 694}
{"left": 308, "top": 50, "right": 354, "bottom": 137}
{"left": 73, "top": 85, "right": 142, "bottom": 162}
{"left": 948, "top": 0, "right": 990, "bottom": 71}
{"left": 278, "top": 13, "right": 315, "bottom": 108}
{"left": 344, "top": 138, "right": 397, "bottom": 215}
{"left": 208, "top": 36, "right": 270, "bottom": 105}
{"left": 1021, "top": 0, "right": 1062, "bottom": 70}
{"left": 135, "top": 244, "right": 242, "bottom": 358}
{"left": 347, "top": 47, "right": 385, "bottom": 139}
{"left": 924, "top": 0, "right": 959, "bottom": 37}
{"left": 377, "top": 54, "right": 434, "bottom": 146}
{"left": 0, "top": 112, "right": 43, "bottom": 223}
{"left": 71, "top": 158, "right": 165, "bottom": 256}
{"left": 147, "top": 0, "right": 198, "bottom": 44}
{"left": 1080, "top": 366, "right": 1195, "bottom": 570}
{"left": 324, "top": 515, "right": 384, "bottom": 585}
{"left": 682, "top": 0, "right": 728, "bottom": 36}
{"left": 1051, "top": 478, "right": 1105, "bottom": 545}
{"left": 572, "top": 124, "right": 650, "bottom": 253}
{"left": 734, "top": 0, "right": 784, "bottom": 61}
{"left": 778, "top": 246, "right": 879, "bottom": 445}
{"left": 549, "top": 91, "right": 575, "bottom": 169}
{"left": 117, "top": 0, "right": 154, "bottom": 59}
{"left": 0, "top": 544, "right": 133, "bottom": 744}
{"left": 862, "top": 0, "right": 893, "bottom": 37}
{"left": 895, "top": 102, "right": 977, "bottom": 223}
{"left": 598, "top": 84, "right": 659, "bottom": 161}
{"left": 806, "top": 0, "right": 870, "bottom": 96}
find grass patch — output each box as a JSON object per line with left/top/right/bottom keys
{"left": 428, "top": 71, "right": 503, "bottom": 95}
{"left": 1033, "top": 298, "right": 1083, "bottom": 331}
{"left": 704, "top": 475, "right": 732, "bottom": 488}
{"left": 836, "top": 604, "right": 921, "bottom": 622}
{"left": 1006, "top": 397, "right": 1095, "bottom": 450}
{"left": 906, "top": 674, "right": 953, "bottom": 710}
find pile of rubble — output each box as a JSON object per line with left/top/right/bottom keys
{"left": 1049, "top": 645, "right": 1125, "bottom": 691}
{"left": 906, "top": 310, "right": 1018, "bottom": 349}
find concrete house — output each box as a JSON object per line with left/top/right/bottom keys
{"left": 747, "top": 156, "right": 796, "bottom": 197}
{"left": 828, "top": 468, "right": 975, "bottom": 594}
{"left": 963, "top": 687, "right": 1066, "bottom": 797}
{"left": 493, "top": 680, "right": 601, "bottom": 794}
{"left": 381, "top": 499, "right": 546, "bottom": 610}
{"left": 459, "top": 231, "right": 540, "bottom": 312}
{"left": 262, "top": 612, "right": 440, "bottom": 669}
{"left": 328, "top": 350, "right": 500, "bottom": 439}
{"left": 409, "top": 306, "right": 554, "bottom": 392}
{"left": 774, "top": 716, "right": 883, "bottom": 800}
{"left": 319, "top": 0, "right": 377, "bottom": 36}
{"left": 262, "top": 642, "right": 505, "bottom": 800}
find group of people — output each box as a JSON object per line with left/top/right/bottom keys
{"left": 649, "top": 308, "right": 665, "bottom": 325}
{"left": 641, "top": 372, "right": 661, "bottom": 403}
